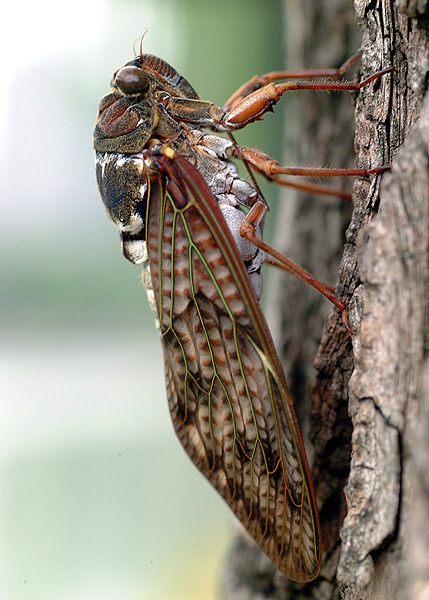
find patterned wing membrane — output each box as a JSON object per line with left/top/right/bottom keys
{"left": 146, "top": 157, "right": 321, "bottom": 582}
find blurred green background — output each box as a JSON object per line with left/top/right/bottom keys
{"left": 0, "top": 1, "right": 283, "bottom": 598}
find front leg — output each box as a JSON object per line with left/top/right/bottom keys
{"left": 156, "top": 65, "right": 393, "bottom": 134}
{"left": 156, "top": 93, "right": 227, "bottom": 130}
{"left": 222, "top": 67, "right": 394, "bottom": 130}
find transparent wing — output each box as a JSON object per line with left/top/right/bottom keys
{"left": 145, "top": 152, "right": 321, "bottom": 582}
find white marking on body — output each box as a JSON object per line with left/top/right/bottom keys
{"left": 117, "top": 213, "right": 144, "bottom": 234}
{"left": 122, "top": 239, "right": 146, "bottom": 263}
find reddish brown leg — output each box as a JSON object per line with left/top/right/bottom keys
{"left": 233, "top": 145, "right": 391, "bottom": 179}
{"left": 240, "top": 201, "right": 352, "bottom": 332}
{"left": 264, "top": 256, "right": 337, "bottom": 296}
{"left": 222, "top": 67, "right": 394, "bottom": 129}
{"left": 223, "top": 51, "right": 362, "bottom": 111}
{"left": 251, "top": 170, "right": 353, "bottom": 200}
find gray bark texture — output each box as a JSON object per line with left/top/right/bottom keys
{"left": 221, "top": 1, "right": 428, "bottom": 599}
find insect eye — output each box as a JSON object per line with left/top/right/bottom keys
{"left": 115, "top": 66, "right": 149, "bottom": 95}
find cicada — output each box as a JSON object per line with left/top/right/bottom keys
{"left": 94, "top": 49, "right": 392, "bottom": 582}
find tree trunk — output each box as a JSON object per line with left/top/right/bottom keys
{"left": 221, "top": 1, "right": 428, "bottom": 599}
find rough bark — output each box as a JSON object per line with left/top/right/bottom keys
{"left": 221, "top": 1, "right": 428, "bottom": 599}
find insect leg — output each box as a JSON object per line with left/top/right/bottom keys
{"left": 222, "top": 66, "right": 394, "bottom": 129}
{"left": 223, "top": 51, "right": 361, "bottom": 110}
{"left": 232, "top": 145, "right": 391, "bottom": 179}
{"left": 247, "top": 168, "right": 354, "bottom": 200}
{"left": 240, "top": 201, "right": 352, "bottom": 331}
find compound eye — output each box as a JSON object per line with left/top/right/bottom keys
{"left": 115, "top": 65, "right": 149, "bottom": 94}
